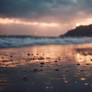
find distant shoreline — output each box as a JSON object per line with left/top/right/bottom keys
{"left": 0, "top": 35, "right": 59, "bottom": 38}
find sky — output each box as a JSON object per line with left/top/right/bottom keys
{"left": 0, "top": 0, "right": 92, "bottom": 36}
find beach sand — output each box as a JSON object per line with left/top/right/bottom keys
{"left": 0, "top": 44, "right": 92, "bottom": 92}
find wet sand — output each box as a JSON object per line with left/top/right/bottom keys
{"left": 0, "top": 44, "right": 92, "bottom": 92}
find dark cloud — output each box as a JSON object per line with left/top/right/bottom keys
{"left": 0, "top": 0, "right": 90, "bottom": 19}
{"left": 0, "top": 0, "right": 54, "bottom": 18}
{"left": 0, "top": 0, "right": 91, "bottom": 22}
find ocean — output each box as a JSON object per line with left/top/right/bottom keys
{"left": 0, "top": 37, "right": 92, "bottom": 48}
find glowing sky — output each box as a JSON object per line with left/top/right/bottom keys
{"left": 0, "top": 0, "right": 92, "bottom": 36}
{"left": 0, "top": 18, "right": 59, "bottom": 27}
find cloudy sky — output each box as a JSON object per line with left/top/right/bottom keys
{"left": 0, "top": 0, "right": 92, "bottom": 36}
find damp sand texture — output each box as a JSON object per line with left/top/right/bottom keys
{"left": 0, "top": 44, "right": 92, "bottom": 92}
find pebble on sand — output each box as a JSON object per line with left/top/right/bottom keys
{"left": 40, "top": 69, "right": 43, "bottom": 71}
{"left": 86, "top": 63, "right": 90, "bottom": 65}
{"left": 23, "top": 76, "right": 28, "bottom": 81}
{"left": 80, "top": 70, "right": 84, "bottom": 72}
{"left": 40, "top": 62, "right": 45, "bottom": 65}
{"left": 76, "top": 63, "right": 80, "bottom": 65}
{"left": 55, "top": 69, "right": 59, "bottom": 71}
{"left": 46, "top": 57, "right": 50, "bottom": 59}
{"left": 10, "top": 55, "right": 13, "bottom": 58}
{"left": 54, "top": 60, "right": 58, "bottom": 62}
{"left": 2, "top": 60, "right": 9, "bottom": 62}
{"left": 38, "top": 57, "right": 44, "bottom": 60}
{"left": 27, "top": 53, "right": 31, "bottom": 56}
{"left": 33, "top": 69, "right": 38, "bottom": 72}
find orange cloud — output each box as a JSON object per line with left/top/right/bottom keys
{"left": 0, "top": 18, "right": 60, "bottom": 27}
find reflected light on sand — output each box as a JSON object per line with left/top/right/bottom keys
{"left": 75, "top": 48, "right": 92, "bottom": 65}
{"left": 1, "top": 44, "right": 92, "bottom": 89}
{"left": 0, "top": 45, "right": 73, "bottom": 68}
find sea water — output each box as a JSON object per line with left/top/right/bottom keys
{"left": 0, "top": 37, "right": 92, "bottom": 48}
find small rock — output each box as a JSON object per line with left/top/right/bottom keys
{"left": 86, "top": 63, "right": 90, "bottom": 65}
{"left": 2, "top": 60, "right": 9, "bottom": 62}
{"left": 32, "top": 58, "right": 36, "bottom": 60}
{"left": 80, "top": 70, "right": 84, "bottom": 72}
{"left": 36, "top": 54, "right": 39, "bottom": 55}
{"left": 55, "top": 60, "right": 58, "bottom": 62}
{"left": 27, "top": 53, "right": 30, "bottom": 56}
{"left": 77, "top": 63, "right": 80, "bottom": 65}
{"left": 46, "top": 57, "right": 50, "bottom": 59}
{"left": 10, "top": 55, "right": 13, "bottom": 58}
{"left": 55, "top": 69, "right": 59, "bottom": 71}
{"left": 40, "top": 62, "right": 45, "bottom": 65}
{"left": 33, "top": 69, "right": 38, "bottom": 72}
{"left": 40, "top": 69, "right": 43, "bottom": 71}
{"left": 23, "top": 77, "right": 28, "bottom": 81}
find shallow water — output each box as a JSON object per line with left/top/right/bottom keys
{"left": 0, "top": 44, "right": 92, "bottom": 92}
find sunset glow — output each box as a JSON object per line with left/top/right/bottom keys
{"left": 76, "top": 23, "right": 81, "bottom": 27}
{"left": 75, "top": 18, "right": 92, "bottom": 27}
{"left": 0, "top": 18, "right": 59, "bottom": 27}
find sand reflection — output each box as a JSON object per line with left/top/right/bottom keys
{"left": 75, "top": 48, "right": 92, "bottom": 64}
{"left": 0, "top": 44, "right": 92, "bottom": 91}
{"left": 0, "top": 45, "right": 75, "bottom": 68}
